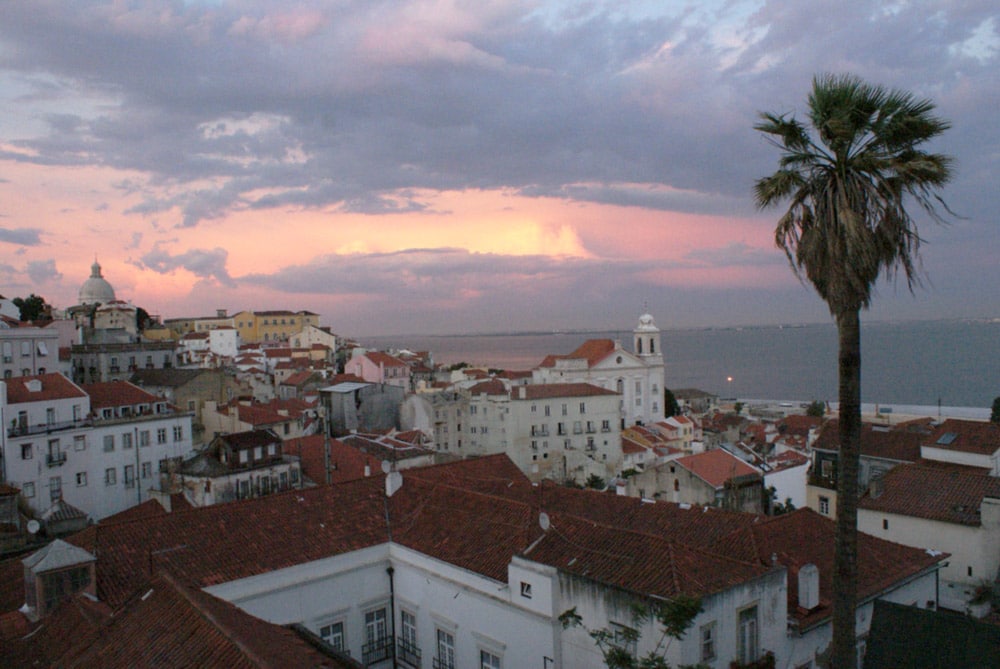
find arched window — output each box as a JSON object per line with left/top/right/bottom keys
{"left": 637, "top": 338, "right": 643, "bottom": 354}
{"left": 650, "top": 338, "right": 655, "bottom": 354}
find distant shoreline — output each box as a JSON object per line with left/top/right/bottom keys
{"left": 355, "top": 315, "right": 998, "bottom": 341}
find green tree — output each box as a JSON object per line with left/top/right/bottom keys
{"left": 805, "top": 400, "right": 825, "bottom": 418}
{"left": 755, "top": 74, "right": 952, "bottom": 667}
{"left": 136, "top": 306, "right": 152, "bottom": 332}
{"left": 585, "top": 474, "right": 607, "bottom": 490}
{"left": 13, "top": 294, "right": 51, "bottom": 322}
{"left": 560, "top": 595, "right": 704, "bottom": 669}
{"left": 663, "top": 388, "right": 680, "bottom": 418}
{"left": 991, "top": 397, "right": 1000, "bottom": 424}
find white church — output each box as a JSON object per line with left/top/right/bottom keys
{"left": 532, "top": 313, "right": 665, "bottom": 426}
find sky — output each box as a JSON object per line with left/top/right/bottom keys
{"left": 0, "top": 1, "right": 997, "bottom": 337}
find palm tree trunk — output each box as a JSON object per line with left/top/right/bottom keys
{"left": 832, "top": 308, "right": 861, "bottom": 668}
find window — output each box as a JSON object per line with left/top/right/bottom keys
{"left": 122, "top": 432, "right": 133, "bottom": 449}
{"left": 601, "top": 419, "right": 611, "bottom": 432}
{"left": 437, "top": 629, "right": 456, "bottom": 669}
{"left": 883, "top": 518, "right": 889, "bottom": 530}
{"left": 819, "top": 496, "right": 830, "bottom": 516}
{"left": 700, "top": 622, "right": 716, "bottom": 662}
{"left": 610, "top": 622, "right": 637, "bottom": 657}
{"left": 400, "top": 610, "right": 418, "bottom": 659}
{"left": 156, "top": 428, "right": 167, "bottom": 444}
{"left": 173, "top": 425, "right": 183, "bottom": 441}
{"left": 21, "top": 341, "right": 30, "bottom": 356}
{"left": 141, "top": 462, "right": 152, "bottom": 479}
{"left": 579, "top": 402, "right": 586, "bottom": 414}
{"left": 76, "top": 472, "right": 87, "bottom": 487}
{"left": 104, "top": 435, "right": 115, "bottom": 452}
{"left": 46, "top": 407, "right": 56, "bottom": 425}
{"left": 239, "top": 450, "right": 249, "bottom": 464}
{"left": 366, "top": 607, "right": 387, "bottom": 644}
{"left": 821, "top": 459, "right": 833, "bottom": 478}
{"left": 124, "top": 465, "right": 135, "bottom": 488}
{"left": 74, "top": 435, "right": 86, "bottom": 451}
{"left": 320, "top": 621, "right": 345, "bottom": 651}
{"left": 21, "top": 443, "right": 32, "bottom": 460}
{"left": 481, "top": 650, "right": 502, "bottom": 669}
{"left": 22, "top": 482, "right": 35, "bottom": 498}
{"left": 561, "top": 403, "right": 567, "bottom": 416}
{"left": 139, "top": 430, "right": 150, "bottom": 447}
{"left": 520, "top": 581, "right": 532, "bottom": 598}
{"left": 738, "top": 605, "right": 759, "bottom": 665}
{"left": 105, "top": 468, "right": 117, "bottom": 486}
{"left": 544, "top": 405, "right": 550, "bottom": 416}
{"left": 48, "top": 439, "right": 62, "bottom": 463}
{"left": 49, "top": 476, "right": 62, "bottom": 502}
{"left": 254, "top": 446, "right": 263, "bottom": 460}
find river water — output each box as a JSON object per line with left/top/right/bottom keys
{"left": 361, "top": 318, "right": 999, "bottom": 411}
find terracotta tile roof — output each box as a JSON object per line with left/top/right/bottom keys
{"left": 858, "top": 461, "right": 1000, "bottom": 526}
{"left": 622, "top": 437, "right": 649, "bottom": 455}
{"left": 523, "top": 512, "right": 773, "bottom": 600}
{"left": 924, "top": 419, "right": 1000, "bottom": 456}
{"left": 813, "top": 420, "right": 924, "bottom": 462}
{"left": 264, "top": 348, "right": 292, "bottom": 358}
{"left": 365, "top": 351, "right": 407, "bottom": 367}
{"left": 0, "top": 452, "right": 940, "bottom": 642}
{"left": 467, "top": 378, "right": 508, "bottom": 396}
{"left": 518, "top": 383, "right": 618, "bottom": 400}
{"left": 3, "top": 571, "right": 357, "bottom": 669}
{"left": 222, "top": 403, "right": 291, "bottom": 428}
{"left": 4, "top": 373, "right": 86, "bottom": 404}
{"left": 287, "top": 435, "right": 380, "bottom": 485}
{"left": 674, "top": 449, "right": 760, "bottom": 488}
{"left": 537, "top": 338, "right": 616, "bottom": 368}
{"left": 712, "top": 508, "right": 947, "bottom": 630}
{"left": 84, "top": 381, "right": 161, "bottom": 410}
{"left": 777, "top": 414, "right": 825, "bottom": 437}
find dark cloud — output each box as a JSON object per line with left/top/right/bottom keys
{"left": 0, "top": 227, "right": 43, "bottom": 246}
{"left": 25, "top": 259, "right": 62, "bottom": 284}
{"left": 139, "top": 244, "right": 236, "bottom": 287}
{"left": 0, "top": 1, "right": 990, "bottom": 229}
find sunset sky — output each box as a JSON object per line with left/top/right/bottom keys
{"left": 1, "top": 1, "right": 996, "bottom": 336}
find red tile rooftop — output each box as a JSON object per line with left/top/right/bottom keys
{"left": 4, "top": 373, "right": 86, "bottom": 404}
{"left": 675, "top": 449, "right": 760, "bottom": 488}
{"left": 84, "top": 381, "right": 161, "bottom": 409}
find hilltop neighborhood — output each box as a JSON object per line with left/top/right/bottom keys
{"left": 0, "top": 264, "right": 998, "bottom": 668}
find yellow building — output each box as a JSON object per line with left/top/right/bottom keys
{"left": 231, "top": 310, "right": 320, "bottom": 343}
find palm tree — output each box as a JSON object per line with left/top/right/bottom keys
{"left": 754, "top": 74, "right": 952, "bottom": 668}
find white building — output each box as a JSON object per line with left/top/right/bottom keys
{"left": 0, "top": 323, "right": 61, "bottom": 379}
{"left": 533, "top": 313, "right": 665, "bottom": 427}
{"left": 1, "top": 374, "right": 195, "bottom": 520}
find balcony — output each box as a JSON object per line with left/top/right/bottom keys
{"left": 362, "top": 635, "right": 393, "bottom": 666}
{"left": 46, "top": 452, "right": 67, "bottom": 467}
{"left": 432, "top": 658, "right": 456, "bottom": 669}
{"left": 530, "top": 426, "right": 549, "bottom": 437}
{"left": 397, "top": 638, "right": 421, "bottom": 667}
{"left": 8, "top": 418, "right": 90, "bottom": 438}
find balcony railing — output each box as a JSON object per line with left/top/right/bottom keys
{"left": 361, "top": 635, "right": 393, "bottom": 666}
{"left": 8, "top": 418, "right": 90, "bottom": 438}
{"left": 46, "top": 452, "right": 67, "bottom": 467}
{"left": 432, "top": 658, "right": 456, "bottom": 669}
{"left": 397, "top": 638, "right": 421, "bottom": 667}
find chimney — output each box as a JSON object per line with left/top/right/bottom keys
{"left": 364, "top": 464, "right": 371, "bottom": 477}
{"left": 518, "top": 386, "right": 527, "bottom": 400}
{"left": 798, "top": 563, "right": 819, "bottom": 610}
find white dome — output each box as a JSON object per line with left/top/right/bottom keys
{"left": 78, "top": 261, "right": 116, "bottom": 305}
{"left": 635, "top": 312, "right": 658, "bottom": 332}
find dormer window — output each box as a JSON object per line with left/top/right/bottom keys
{"left": 22, "top": 540, "right": 96, "bottom": 621}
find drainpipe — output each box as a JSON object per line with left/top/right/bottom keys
{"left": 387, "top": 566, "right": 397, "bottom": 668}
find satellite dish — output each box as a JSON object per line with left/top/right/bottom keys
{"left": 539, "top": 512, "right": 550, "bottom": 531}
{"left": 27, "top": 520, "right": 40, "bottom": 535}
{"left": 381, "top": 460, "right": 392, "bottom": 474}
